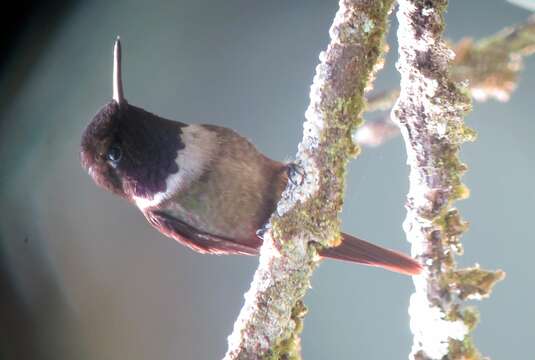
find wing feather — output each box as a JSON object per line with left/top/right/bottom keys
{"left": 144, "top": 210, "right": 259, "bottom": 255}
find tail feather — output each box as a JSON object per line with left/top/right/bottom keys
{"left": 319, "top": 233, "right": 422, "bottom": 276}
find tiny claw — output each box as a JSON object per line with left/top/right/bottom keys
{"left": 287, "top": 162, "right": 305, "bottom": 186}
{"left": 256, "top": 223, "right": 271, "bottom": 240}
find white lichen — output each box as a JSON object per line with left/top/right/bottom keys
{"left": 392, "top": 0, "right": 480, "bottom": 359}
{"left": 409, "top": 293, "right": 468, "bottom": 359}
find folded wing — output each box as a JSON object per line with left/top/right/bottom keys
{"left": 144, "top": 210, "right": 259, "bottom": 255}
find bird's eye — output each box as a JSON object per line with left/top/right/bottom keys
{"left": 107, "top": 144, "right": 122, "bottom": 163}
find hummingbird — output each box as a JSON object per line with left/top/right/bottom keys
{"left": 80, "top": 38, "right": 421, "bottom": 276}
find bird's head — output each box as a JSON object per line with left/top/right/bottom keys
{"left": 80, "top": 38, "right": 186, "bottom": 205}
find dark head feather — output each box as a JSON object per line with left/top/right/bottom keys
{"left": 80, "top": 101, "right": 186, "bottom": 200}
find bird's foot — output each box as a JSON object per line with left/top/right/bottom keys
{"left": 287, "top": 162, "right": 305, "bottom": 186}
{"left": 255, "top": 223, "right": 272, "bottom": 240}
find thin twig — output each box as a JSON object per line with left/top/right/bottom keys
{"left": 352, "top": 112, "right": 399, "bottom": 147}
{"left": 452, "top": 14, "right": 535, "bottom": 102}
{"left": 359, "top": 14, "right": 535, "bottom": 147}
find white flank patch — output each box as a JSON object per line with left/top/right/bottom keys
{"left": 87, "top": 166, "right": 95, "bottom": 179}
{"left": 134, "top": 124, "right": 217, "bottom": 209}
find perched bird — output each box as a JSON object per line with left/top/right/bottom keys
{"left": 80, "top": 39, "right": 421, "bottom": 276}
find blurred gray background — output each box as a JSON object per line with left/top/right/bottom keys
{"left": 0, "top": 1, "right": 533, "bottom": 359}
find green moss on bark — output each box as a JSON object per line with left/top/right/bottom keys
{"left": 225, "top": 1, "right": 398, "bottom": 359}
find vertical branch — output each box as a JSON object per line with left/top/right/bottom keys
{"left": 224, "top": 1, "right": 395, "bottom": 359}
{"left": 392, "top": 1, "right": 504, "bottom": 360}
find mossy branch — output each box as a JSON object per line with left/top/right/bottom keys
{"left": 357, "top": 14, "right": 535, "bottom": 147}
{"left": 223, "top": 1, "right": 395, "bottom": 359}
{"left": 391, "top": 1, "right": 504, "bottom": 359}
{"left": 452, "top": 14, "right": 535, "bottom": 102}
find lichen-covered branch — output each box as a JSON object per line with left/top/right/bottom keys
{"left": 357, "top": 14, "right": 535, "bottom": 147}
{"left": 223, "top": 1, "right": 395, "bottom": 359}
{"left": 391, "top": 1, "right": 504, "bottom": 359}
{"left": 452, "top": 14, "right": 535, "bottom": 102}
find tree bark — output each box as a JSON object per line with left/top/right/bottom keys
{"left": 391, "top": 1, "right": 504, "bottom": 359}
{"left": 224, "top": 1, "right": 396, "bottom": 358}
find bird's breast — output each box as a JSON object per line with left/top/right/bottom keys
{"left": 160, "top": 177, "right": 261, "bottom": 242}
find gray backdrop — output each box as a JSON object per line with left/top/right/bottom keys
{"left": 0, "top": 1, "right": 533, "bottom": 359}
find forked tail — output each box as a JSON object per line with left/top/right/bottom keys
{"left": 319, "top": 233, "right": 422, "bottom": 276}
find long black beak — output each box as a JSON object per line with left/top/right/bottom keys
{"left": 113, "top": 37, "right": 125, "bottom": 105}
